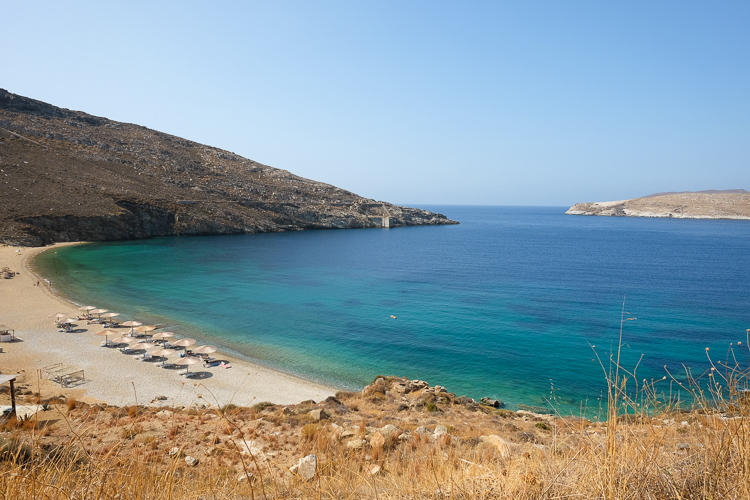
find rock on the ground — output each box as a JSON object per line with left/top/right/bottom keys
{"left": 480, "top": 397, "right": 504, "bottom": 408}
{"left": 370, "top": 432, "right": 385, "bottom": 450}
{"left": 480, "top": 435, "right": 512, "bottom": 457}
{"left": 297, "top": 454, "right": 317, "bottom": 481}
{"left": 309, "top": 408, "right": 329, "bottom": 421}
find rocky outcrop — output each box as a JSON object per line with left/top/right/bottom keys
{"left": 0, "top": 89, "right": 457, "bottom": 246}
{"left": 566, "top": 190, "right": 750, "bottom": 220}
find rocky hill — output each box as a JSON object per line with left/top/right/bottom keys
{"left": 566, "top": 190, "right": 750, "bottom": 219}
{"left": 0, "top": 89, "right": 457, "bottom": 246}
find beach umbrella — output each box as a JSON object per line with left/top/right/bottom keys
{"left": 52, "top": 312, "right": 69, "bottom": 321}
{"left": 64, "top": 318, "right": 78, "bottom": 324}
{"left": 152, "top": 331, "right": 175, "bottom": 339}
{"left": 172, "top": 338, "right": 196, "bottom": 348}
{"left": 175, "top": 356, "right": 200, "bottom": 374}
{"left": 91, "top": 308, "right": 108, "bottom": 318}
{"left": 193, "top": 345, "right": 217, "bottom": 355}
{"left": 136, "top": 341, "right": 158, "bottom": 350}
{"left": 78, "top": 306, "right": 97, "bottom": 312}
{"left": 151, "top": 347, "right": 175, "bottom": 367}
{"left": 96, "top": 329, "right": 119, "bottom": 344}
{"left": 101, "top": 312, "right": 120, "bottom": 318}
{"left": 135, "top": 325, "right": 157, "bottom": 337}
{"left": 122, "top": 320, "right": 143, "bottom": 335}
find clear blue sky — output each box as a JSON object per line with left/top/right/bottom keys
{"left": 3, "top": 1, "right": 748, "bottom": 206}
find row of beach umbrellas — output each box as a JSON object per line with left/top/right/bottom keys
{"left": 95, "top": 328, "right": 217, "bottom": 373}
{"left": 54, "top": 307, "right": 218, "bottom": 374}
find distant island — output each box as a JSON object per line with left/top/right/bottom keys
{"left": 0, "top": 89, "right": 457, "bottom": 247}
{"left": 566, "top": 190, "right": 750, "bottom": 220}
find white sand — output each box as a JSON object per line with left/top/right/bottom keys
{"left": 0, "top": 243, "right": 337, "bottom": 408}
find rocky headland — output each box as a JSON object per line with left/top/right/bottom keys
{"left": 0, "top": 89, "right": 457, "bottom": 246}
{"left": 566, "top": 190, "right": 750, "bottom": 219}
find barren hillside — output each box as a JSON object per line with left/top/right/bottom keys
{"left": 0, "top": 89, "right": 456, "bottom": 246}
{"left": 566, "top": 190, "right": 750, "bottom": 219}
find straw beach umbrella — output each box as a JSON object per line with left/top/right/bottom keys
{"left": 135, "top": 325, "right": 157, "bottom": 335}
{"left": 121, "top": 320, "right": 142, "bottom": 335}
{"left": 193, "top": 345, "right": 217, "bottom": 355}
{"left": 101, "top": 312, "right": 120, "bottom": 319}
{"left": 96, "top": 329, "right": 119, "bottom": 345}
{"left": 91, "top": 308, "right": 108, "bottom": 319}
{"left": 52, "top": 312, "right": 69, "bottom": 323}
{"left": 172, "top": 338, "right": 196, "bottom": 348}
{"left": 152, "top": 331, "right": 175, "bottom": 340}
{"left": 151, "top": 348, "right": 175, "bottom": 367}
{"left": 78, "top": 306, "right": 96, "bottom": 318}
{"left": 175, "top": 356, "right": 200, "bottom": 374}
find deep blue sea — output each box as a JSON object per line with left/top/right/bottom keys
{"left": 34, "top": 206, "right": 750, "bottom": 415}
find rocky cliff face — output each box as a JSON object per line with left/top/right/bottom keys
{"left": 566, "top": 191, "right": 750, "bottom": 220}
{"left": 0, "top": 89, "right": 457, "bottom": 246}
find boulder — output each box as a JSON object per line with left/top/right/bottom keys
{"left": 480, "top": 397, "right": 504, "bottom": 408}
{"left": 406, "top": 380, "right": 429, "bottom": 393}
{"left": 346, "top": 439, "right": 365, "bottom": 450}
{"left": 480, "top": 435, "right": 512, "bottom": 457}
{"left": 185, "top": 456, "right": 199, "bottom": 467}
{"left": 297, "top": 454, "right": 317, "bottom": 481}
{"left": 370, "top": 432, "right": 385, "bottom": 451}
{"left": 309, "top": 409, "right": 329, "bottom": 422}
{"left": 397, "top": 431, "right": 412, "bottom": 441}
{"left": 379, "top": 424, "right": 397, "bottom": 437}
{"left": 433, "top": 425, "right": 449, "bottom": 438}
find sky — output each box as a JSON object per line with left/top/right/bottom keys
{"left": 2, "top": 1, "right": 748, "bottom": 206}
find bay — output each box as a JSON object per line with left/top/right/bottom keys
{"left": 34, "top": 206, "right": 750, "bottom": 415}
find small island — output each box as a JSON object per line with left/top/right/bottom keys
{"left": 566, "top": 190, "right": 750, "bottom": 220}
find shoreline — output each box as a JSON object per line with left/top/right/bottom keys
{"left": 0, "top": 243, "right": 338, "bottom": 408}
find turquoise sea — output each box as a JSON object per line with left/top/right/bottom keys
{"left": 33, "top": 206, "right": 750, "bottom": 415}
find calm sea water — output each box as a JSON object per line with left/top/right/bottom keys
{"left": 34, "top": 206, "right": 750, "bottom": 415}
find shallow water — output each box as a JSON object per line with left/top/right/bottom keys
{"left": 35, "top": 206, "right": 750, "bottom": 415}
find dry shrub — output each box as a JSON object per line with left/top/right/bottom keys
{"left": 334, "top": 391, "right": 358, "bottom": 400}
{"left": 67, "top": 397, "right": 77, "bottom": 411}
{"left": 300, "top": 423, "right": 318, "bottom": 442}
{"left": 168, "top": 424, "right": 181, "bottom": 438}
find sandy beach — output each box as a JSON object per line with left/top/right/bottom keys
{"left": 0, "top": 243, "right": 338, "bottom": 408}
